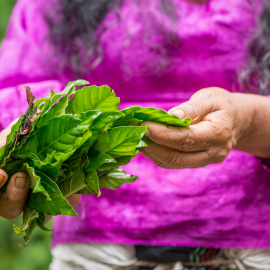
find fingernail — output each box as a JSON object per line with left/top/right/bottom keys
{"left": 172, "top": 109, "right": 185, "bottom": 119}
{"left": 145, "top": 129, "right": 151, "bottom": 137}
{"left": 0, "top": 174, "right": 5, "bottom": 183}
{"left": 15, "top": 176, "right": 27, "bottom": 190}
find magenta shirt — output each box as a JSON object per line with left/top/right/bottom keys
{"left": 1, "top": 0, "right": 270, "bottom": 248}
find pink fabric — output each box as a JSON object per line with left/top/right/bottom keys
{"left": 1, "top": 0, "right": 269, "bottom": 248}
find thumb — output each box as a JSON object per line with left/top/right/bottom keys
{"left": 168, "top": 88, "right": 223, "bottom": 123}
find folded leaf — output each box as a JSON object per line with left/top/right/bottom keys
{"left": 77, "top": 169, "right": 100, "bottom": 196}
{"left": 120, "top": 106, "right": 193, "bottom": 127}
{"left": 48, "top": 79, "right": 90, "bottom": 108}
{"left": 97, "top": 153, "right": 138, "bottom": 171}
{"left": 94, "top": 126, "right": 147, "bottom": 156}
{"left": 85, "top": 149, "right": 116, "bottom": 171}
{"left": 23, "top": 163, "right": 52, "bottom": 201}
{"left": 99, "top": 168, "right": 137, "bottom": 189}
{"left": 28, "top": 169, "right": 77, "bottom": 216}
{"left": 13, "top": 207, "right": 39, "bottom": 246}
{"left": 58, "top": 156, "right": 87, "bottom": 197}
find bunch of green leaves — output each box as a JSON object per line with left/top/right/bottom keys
{"left": 0, "top": 80, "right": 193, "bottom": 246}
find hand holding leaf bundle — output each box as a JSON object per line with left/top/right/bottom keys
{"left": 0, "top": 80, "right": 192, "bottom": 245}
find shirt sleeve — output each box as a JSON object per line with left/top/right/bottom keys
{"left": 0, "top": 0, "right": 65, "bottom": 130}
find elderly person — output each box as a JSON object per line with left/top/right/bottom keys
{"left": 1, "top": 0, "right": 270, "bottom": 269}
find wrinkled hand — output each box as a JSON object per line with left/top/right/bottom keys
{"left": 0, "top": 120, "right": 80, "bottom": 220}
{"left": 0, "top": 169, "right": 30, "bottom": 220}
{"left": 141, "top": 87, "right": 251, "bottom": 169}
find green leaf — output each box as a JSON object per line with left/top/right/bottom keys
{"left": 23, "top": 163, "right": 52, "bottom": 201}
{"left": 94, "top": 126, "right": 147, "bottom": 156}
{"left": 13, "top": 207, "right": 39, "bottom": 237}
{"left": 62, "top": 79, "right": 90, "bottom": 96}
{"left": 31, "top": 157, "right": 62, "bottom": 180}
{"left": 58, "top": 156, "right": 87, "bottom": 198}
{"left": 85, "top": 149, "right": 116, "bottom": 171}
{"left": 113, "top": 110, "right": 142, "bottom": 127}
{"left": 120, "top": 106, "right": 194, "bottom": 127}
{"left": 66, "top": 111, "right": 124, "bottom": 159}
{"left": 36, "top": 219, "right": 54, "bottom": 232}
{"left": 28, "top": 169, "right": 77, "bottom": 216}
{"left": 35, "top": 212, "right": 53, "bottom": 231}
{"left": 99, "top": 168, "right": 137, "bottom": 189}
{"left": 37, "top": 89, "right": 56, "bottom": 118}
{"left": 36, "top": 95, "right": 69, "bottom": 128}
{"left": 13, "top": 207, "right": 39, "bottom": 246}
{"left": 77, "top": 169, "right": 101, "bottom": 196}
{"left": 15, "top": 111, "right": 101, "bottom": 160}
{"left": 66, "top": 85, "right": 120, "bottom": 114}
{"left": 88, "top": 111, "right": 124, "bottom": 143}
{"left": 97, "top": 153, "right": 137, "bottom": 171}
{"left": 48, "top": 79, "right": 90, "bottom": 108}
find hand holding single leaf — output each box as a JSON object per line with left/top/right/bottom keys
{"left": 141, "top": 87, "right": 245, "bottom": 169}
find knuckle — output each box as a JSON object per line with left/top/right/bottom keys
{"left": 153, "top": 160, "right": 168, "bottom": 169}
{"left": 184, "top": 102, "right": 201, "bottom": 118}
{"left": 212, "top": 124, "right": 234, "bottom": 149}
{"left": 181, "top": 132, "right": 195, "bottom": 151}
{"left": 212, "top": 149, "right": 229, "bottom": 163}
{"left": 213, "top": 124, "right": 227, "bottom": 139}
{"left": 166, "top": 152, "right": 181, "bottom": 168}
{"left": 194, "top": 88, "right": 215, "bottom": 103}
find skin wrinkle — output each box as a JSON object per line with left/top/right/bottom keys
{"left": 180, "top": 129, "right": 195, "bottom": 152}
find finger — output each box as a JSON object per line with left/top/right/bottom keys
{"left": 67, "top": 194, "right": 81, "bottom": 208}
{"left": 0, "top": 169, "right": 8, "bottom": 189}
{"left": 143, "top": 141, "right": 225, "bottom": 169}
{"left": 168, "top": 87, "right": 227, "bottom": 124}
{"left": 141, "top": 148, "right": 173, "bottom": 169}
{"left": 0, "top": 172, "right": 29, "bottom": 220}
{"left": 0, "top": 118, "right": 20, "bottom": 148}
{"left": 142, "top": 120, "right": 225, "bottom": 152}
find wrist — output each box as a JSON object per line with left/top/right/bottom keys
{"left": 230, "top": 92, "right": 270, "bottom": 157}
{"left": 230, "top": 93, "right": 256, "bottom": 146}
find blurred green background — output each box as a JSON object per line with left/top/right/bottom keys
{"left": 0, "top": 1, "right": 17, "bottom": 42}
{"left": 0, "top": 1, "right": 52, "bottom": 270}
